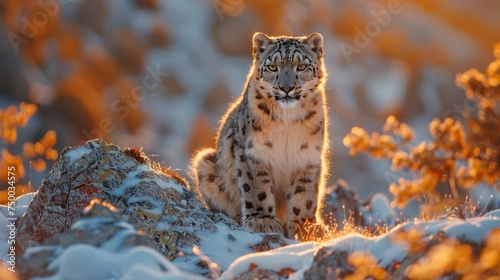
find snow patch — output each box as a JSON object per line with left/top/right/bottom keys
{"left": 63, "top": 146, "right": 92, "bottom": 164}
{"left": 484, "top": 209, "right": 500, "bottom": 218}
{"left": 180, "top": 223, "right": 270, "bottom": 273}
{"left": 220, "top": 242, "right": 319, "bottom": 280}
{"left": 41, "top": 245, "right": 202, "bottom": 280}
{"left": 367, "top": 193, "right": 398, "bottom": 226}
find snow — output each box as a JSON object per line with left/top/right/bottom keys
{"left": 396, "top": 217, "right": 498, "bottom": 244}
{"left": 21, "top": 245, "right": 62, "bottom": 259}
{"left": 107, "top": 163, "right": 185, "bottom": 198}
{"left": 124, "top": 264, "right": 205, "bottom": 280}
{"left": 194, "top": 223, "right": 273, "bottom": 272}
{"left": 63, "top": 146, "right": 92, "bottom": 164}
{"left": 0, "top": 192, "right": 35, "bottom": 221}
{"left": 377, "top": 242, "right": 407, "bottom": 268}
{"left": 221, "top": 214, "right": 500, "bottom": 279}
{"left": 365, "top": 193, "right": 398, "bottom": 226}
{"left": 36, "top": 245, "right": 203, "bottom": 280}
{"left": 98, "top": 228, "right": 140, "bottom": 252}
{"left": 222, "top": 247, "right": 316, "bottom": 280}
{"left": 485, "top": 209, "right": 500, "bottom": 218}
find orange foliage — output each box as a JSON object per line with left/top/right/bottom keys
{"left": 0, "top": 103, "right": 58, "bottom": 205}
{"left": 0, "top": 102, "right": 37, "bottom": 144}
{"left": 405, "top": 229, "right": 500, "bottom": 279}
{"left": 391, "top": 228, "right": 428, "bottom": 255}
{"left": 0, "top": 149, "right": 25, "bottom": 182}
{"left": 345, "top": 251, "right": 388, "bottom": 280}
{"left": 344, "top": 44, "right": 500, "bottom": 208}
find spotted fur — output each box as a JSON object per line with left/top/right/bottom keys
{"left": 190, "top": 32, "right": 329, "bottom": 239}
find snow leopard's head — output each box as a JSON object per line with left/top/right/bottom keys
{"left": 251, "top": 32, "right": 326, "bottom": 109}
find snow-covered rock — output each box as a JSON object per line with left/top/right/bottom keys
{"left": 18, "top": 199, "right": 203, "bottom": 280}
{"left": 14, "top": 139, "right": 292, "bottom": 277}
{"left": 222, "top": 213, "right": 500, "bottom": 279}
{"left": 18, "top": 199, "right": 147, "bottom": 279}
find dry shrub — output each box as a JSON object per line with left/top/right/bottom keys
{"left": 404, "top": 229, "right": 500, "bottom": 279}
{"left": 344, "top": 43, "right": 500, "bottom": 209}
{"left": 0, "top": 103, "right": 58, "bottom": 205}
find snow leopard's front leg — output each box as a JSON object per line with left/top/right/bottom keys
{"left": 236, "top": 149, "right": 283, "bottom": 234}
{"left": 284, "top": 164, "right": 322, "bottom": 239}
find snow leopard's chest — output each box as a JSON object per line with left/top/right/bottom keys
{"left": 247, "top": 120, "right": 323, "bottom": 189}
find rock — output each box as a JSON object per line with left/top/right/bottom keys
{"left": 303, "top": 249, "right": 353, "bottom": 280}
{"left": 321, "top": 179, "right": 397, "bottom": 234}
{"left": 17, "top": 199, "right": 152, "bottom": 279}
{"left": 15, "top": 139, "right": 292, "bottom": 276}
{"left": 321, "top": 179, "right": 362, "bottom": 229}
{"left": 235, "top": 268, "right": 292, "bottom": 280}
{"left": 250, "top": 234, "right": 289, "bottom": 252}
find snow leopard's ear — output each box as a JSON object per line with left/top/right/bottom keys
{"left": 252, "top": 32, "right": 272, "bottom": 58}
{"left": 305, "top": 33, "right": 324, "bottom": 57}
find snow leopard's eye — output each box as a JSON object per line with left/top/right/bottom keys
{"left": 297, "top": 64, "right": 307, "bottom": 71}
{"left": 267, "top": 65, "right": 277, "bottom": 72}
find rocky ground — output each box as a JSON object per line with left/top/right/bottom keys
{"left": 1, "top": 140, "right": 499, "bottom": 279}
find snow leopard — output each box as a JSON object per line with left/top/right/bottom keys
{"left": 191, "top": 32, "right": 329, "bottom": 239}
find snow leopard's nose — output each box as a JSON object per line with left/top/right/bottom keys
{"left": 278, "top": 70, "right": 296, "bottom": 94}
{"left": 280, "top": 86, "right": 293, "bottom": 94}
